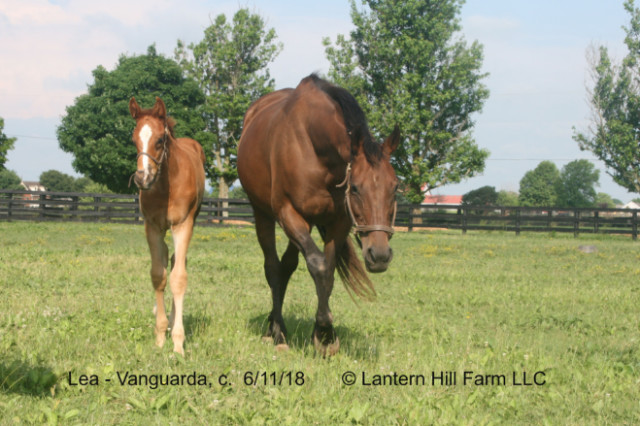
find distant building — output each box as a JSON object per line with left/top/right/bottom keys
{"left": 20, "top": 181, "right": 46, "bottom": 207}
{"left": 422, "top": 193, "right": 463, "bottom": 206}
{"left": 20, "top": 181, "right": 46, "bottom": 192}
{"left": 622, "top": 201, "right": 640, "bottom": 210}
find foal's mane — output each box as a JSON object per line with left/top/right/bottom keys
{"left": 307, "top": 74, "right": 382, "bottom": 164}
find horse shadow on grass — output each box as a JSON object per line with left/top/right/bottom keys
{"left": 247, "top": 313, "right": 380, "bottom": 361}
{"left": 183, "top": 312, "right": 212, "bottom": 339}
{"left": 0, "top": 360, "right": 57, "bottom": 397}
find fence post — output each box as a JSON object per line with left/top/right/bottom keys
{"left": 39, "top": 193, "right": 46, "bottom": 219}
{"left": 573, "top": 209, "right": 580, "bottom": 238}
{"left": 7, "top": 192, "right": 13, "bottom": 220}
{"left": 408, "top": 205, "right": 414, "bottom": 232}
{"left": 633, "top": 210, "right": 638, "bottom": 241}
{"left": 462, "top": 206, "right": 468, "bottom": 234}
{"left": 515, "top": 208, "right": 521, "bottom": 236}
{"left": 547, "top": 210, "right": 552, "bottom": 233}
{"left": 593, "top": 210, "right": 599, "bottom": 235}
{"left": 72, "top": 195, "right": 79, "bottom": 221}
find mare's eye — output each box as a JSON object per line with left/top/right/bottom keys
{"left": 351, "top": 185, "right": 359, "bottom": 195}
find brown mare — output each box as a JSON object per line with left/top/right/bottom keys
{"left": 237, "top": 75, "right": 399, "bottom": 356}
{"left": 129, "top": 97, "right": 205, "bottom": 355}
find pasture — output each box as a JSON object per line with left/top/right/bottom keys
{"left": 0, "top": 221, "right": 638, "bottom": 424}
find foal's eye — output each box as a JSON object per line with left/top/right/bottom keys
{"left": 351, "top": 185, "right": 359, "bottom": 195}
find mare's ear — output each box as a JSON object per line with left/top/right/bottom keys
{"left": 383, "top": 125, "right": 401, "bottom": 155}
{"left": 129, "top": 97, "right": 141, "bottom": 119}
{"left": 152, "top": 97, "right": 167, "bottom": 121}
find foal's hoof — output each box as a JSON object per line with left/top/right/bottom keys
{"left": 313, "top": 334, "right": 340, "bottom": 357}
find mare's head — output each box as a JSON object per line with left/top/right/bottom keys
{"left": 128, "top": 97, "right": 170, "bottom": 190}
{"left": 346, "top": 126, "right": 400, "bottom": 273}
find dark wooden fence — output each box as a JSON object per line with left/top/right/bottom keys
{"left": 0, "top": 190, "right": 254, "bottom": 226}
{"left": 1, "top": 190, "right": 638, "bottom": 239}
{"left": 394, "top": 204, "right": 639, "bottom": 240}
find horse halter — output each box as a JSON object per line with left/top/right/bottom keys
{"left": 128, "top": 125, "right": 169, "bottom": 188}
{"left": 336, "top": 162, "right": 397, "bottom": 237}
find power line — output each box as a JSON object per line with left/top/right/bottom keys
{"left": 8, "top": 134, "right": 57, "bottom": 141}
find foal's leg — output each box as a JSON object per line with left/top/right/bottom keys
{"left": 168, "top": 219, "right": 195, "bottom": 355}
{"left": 254, "top": 211, "right": 299, "bottom": 349}
{"left": 278, "top": 204, "right": 340, "bottom": 356}
{"left": 146, "top": 223, "right": 169, "bottom": 348}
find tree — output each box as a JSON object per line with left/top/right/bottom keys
{"left": 595, "top": 192, "right": 616, "bottom": 208}
{"left": 324, "top": 0, "right": 490, "bottom": 203}
{"left": 518, "top": 161, "right": 561, "bottom": 207}
{"left": 497, "top": 190, "right": 519, "bottom": 206}
{"left": 40, "top": 170, "right": 76, "bottom": 192}
{"left": 573, "top": 0, "right": 640, "bottom": 194}
{"left": 57, "top": 45, "right": 206, "bottom": 193}
{"left": 0, "top": 169, "right": 22, "bottom": 190}
{"left": 0, "top": 117, "right": 16, "bottom": 170}
{"left": 556, "top": 160, "right": 600, "bottom": 208}
{"left": 462, "top": 186, "right": 498, "bottom": 206}
{"left": 175, "top": 8, "right": 282, "bottom": 200}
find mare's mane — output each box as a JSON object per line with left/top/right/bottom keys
{"left": 307, "top": 74, "right": 382, "bottom": 164}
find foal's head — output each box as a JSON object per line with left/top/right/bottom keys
{"left": 128, "top": 97, "right": 171, "bottom": 190}
{"left": 346, "top": 126, "right": 400, "bottom": 273}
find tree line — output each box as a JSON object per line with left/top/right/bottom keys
{"left": 461, "top": 159, "right": 639, "bottom": 208}
{"left": 1, "top": 0, "right": 640, "bottom": 205}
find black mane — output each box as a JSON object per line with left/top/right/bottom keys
{"left": 307, "top": 74, "right": 382, "bottom": 163}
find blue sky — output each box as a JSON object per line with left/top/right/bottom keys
{"left": 0, "top": 0, "right": 637, "bottom": 202}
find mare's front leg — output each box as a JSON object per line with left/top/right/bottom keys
{"left": 146, "top": 223, "right": 169, "bottom": 348}
{"left": 279, "top": 204, "right": 340, "bottom": 356}
{"left": 168, "top": 219, "right": 195, "bottom": 355}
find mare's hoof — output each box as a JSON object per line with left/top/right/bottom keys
{"left": 275, "top": 343, "right": 290, "bottom": 352}
{"left": 313, "top": 334, "right": 340, "bottom": 357}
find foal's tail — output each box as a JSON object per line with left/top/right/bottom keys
{"left": 336, "top": 237, "right": 376, "bottom": 302}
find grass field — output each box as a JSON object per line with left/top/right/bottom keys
{"left": 0, "top": 221, "right": 638, "bottom": 424}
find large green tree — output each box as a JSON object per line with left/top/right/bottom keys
{"left": 518, "top": 161, "right": 561, "bottom": 207}
{"left": 40, "top": 170, "right": 76, "bottom": 192}
{"left": 462, "top": 185, "right": 498, "bottom": 206}
{"left": 573, "top": 0, "right": 640, "bottom": 194}
{"left": 324, "top": 0, "right": 490, "bottom": 203}
{"left": 57, "top": 45, "right": 206, "bottom": 193}
{"left": 0, "top": 117, "right": 16, "bottom": 170}
{"left": 175, "top": 8, "right": 282, "bottom": 200}
{"left": 0, "top": 169, "right": 22, "bottom": 190}
{"left": 556, "top": 160, "right": 600, "bottom": 208}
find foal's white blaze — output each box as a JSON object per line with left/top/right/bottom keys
{"left": 139, "top": 124, "right": 153, "bottom": 178}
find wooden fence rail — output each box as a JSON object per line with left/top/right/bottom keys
{"left": 0, "top": 190, "right": 254, "bottom": 227}
{"left": 1, "top": 190, "right": 638, "bottom": 239}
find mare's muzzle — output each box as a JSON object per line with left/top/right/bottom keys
{"left": 360, "top": 231, "right": 393, "bottom": 273}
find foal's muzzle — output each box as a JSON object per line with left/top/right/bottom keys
{"left": 133, "top": 167, "right": 158, "bottom": 190}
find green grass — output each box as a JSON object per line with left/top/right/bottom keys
{"left": 0, "top": 221, "right": 639, "bottom": 424}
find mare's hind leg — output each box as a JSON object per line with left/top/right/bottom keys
{"left": 254, "top": 210, "right": 299, "bottom": 349}
{"left": 168, "top": 219, "right": 195, "bottom": 355}
{"left": 146, "top": 223, "right": 169, "bottom": 348}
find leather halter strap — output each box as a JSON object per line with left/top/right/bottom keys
{"left": 336, "top": 162, "right": 396, "bottom": 236}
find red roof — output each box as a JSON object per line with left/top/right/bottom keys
{"left": 422, "top": 195, "right": 463, "bottom": 205}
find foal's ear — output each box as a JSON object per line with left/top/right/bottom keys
{"left": 152, "top": 97, "right": 167, "bottom": 120}
{"left": 129, "top": 97, "right": 141, "bottom": 119}
{"left": 383, "top": 125, "right": 401, "bottom": 155}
